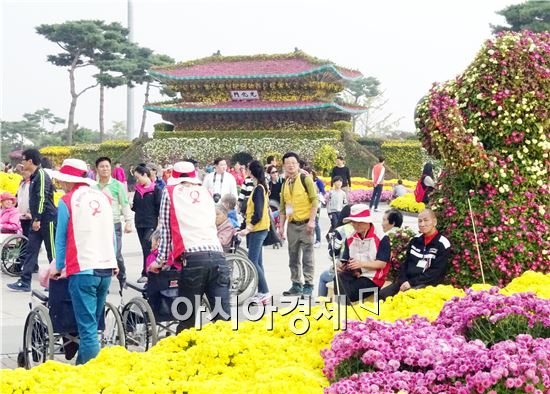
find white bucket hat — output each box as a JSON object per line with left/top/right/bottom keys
{"left": 47, "top": 158, "right": 96, "bottom": 186}
{"left": 167, "top": 161, "right": 201, "bottom": 186}
{"left": 343, "top": 204, "right": 374, "bottom": 224}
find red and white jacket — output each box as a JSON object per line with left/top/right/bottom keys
{"left": 341, "top": 224, "right": 391, "bottom": 287}
{"left": 163, "top": 183, "right": 222, "bottom": 260}
{"left": 58, "top": 185, "right": 117, "bottom": 276}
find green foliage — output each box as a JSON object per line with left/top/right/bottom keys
{"left": 314, "top": 145, "right": 337, "bottom": 176}
{"left": 491, "top": 0, "right": 550, "bottom": 33}
{"left": 332, "top": 121, "right": 352, "bottom": 133}
{"left": 153, "top": 129, "right": 342, "bottom": 140}
{"left": 153, "top": 123, "right": 175, "bottom": 132}
{"left": 144, "top": 137, "right": 343, "bottom": 166}
{"left": 333, "top": 354, "right": 374, "bottom": 383}
{"left": 465, "top": 314, "right": 550, "bottom": 347}
{"left": 381, "top": 140, "right": 425, "bottom": 180}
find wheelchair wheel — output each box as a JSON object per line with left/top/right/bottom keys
{"left": 226, "top": 254, "right": 258, "bottom": 305}
{"left": 100, "top": 302, "right": 126, "bottom": 348}
{"left": 1, "top": 234, "right": 27, "bottom": 277}
{"left": 23, "top": 304, "right": 54, "bottom": 369}
{"left": 122, "top": 297, "right": 158, "bottom": 352}
{"left": 234, "top": 246, "right": 249, "bottom": 261}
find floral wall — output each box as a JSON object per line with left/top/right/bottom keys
{"left": 415, "top": 31, "right": 550, "bottom": 286}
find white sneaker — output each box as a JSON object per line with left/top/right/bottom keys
{"left": 249, "top": 293, "right": 272, "bottom": 305}
{"left": 314, "top": 242, "right": 321, "bottom": 248}
{"left": 137, "top": 276, "right": 148, "bottom": 284}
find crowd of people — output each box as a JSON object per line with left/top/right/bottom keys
{"left": 1, "top": 149, "right": 448, "bottom": 364}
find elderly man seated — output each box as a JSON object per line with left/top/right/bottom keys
{"left": 333, "top": 204, "right": 391, "bottom": 303}
{"left": 379, "top": 208, "right": 450, "bottom": 300}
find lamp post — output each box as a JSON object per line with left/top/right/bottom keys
{"left": 126, "top": 0, "right": 135, "bottom": 140}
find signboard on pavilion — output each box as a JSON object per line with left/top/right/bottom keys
{"left": 230, "top": 90, "right": 260, "bottom": 100}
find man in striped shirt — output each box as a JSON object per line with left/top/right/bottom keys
{"left": 149, "top": 161, "right": 230, "bottom": 332}
{"left": 8, "top": 149, "right": 57, "bottom": 292}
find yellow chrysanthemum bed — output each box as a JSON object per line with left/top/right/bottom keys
{"left": 1, "top": 271, "right": 548, "bottom": 393}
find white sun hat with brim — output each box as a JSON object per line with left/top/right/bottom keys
{"left": 343, "top": 204, "right": 375, "bottom": 224}
{"left": 167, "top": 161, "right": 201, "bottom": 186}
{"left": 46, "top": 158, "right": 96, "bottom": 186}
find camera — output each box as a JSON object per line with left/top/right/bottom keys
{"left": 212, "top": 193, "right": 221, "bottom": 203}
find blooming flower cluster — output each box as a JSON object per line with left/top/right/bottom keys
{"left": 0, "top": 172, "right": 22, "bottom": 196}
{"left": 1, "top": 271, "right": 548, "bottom": 393}
{"left": 345, "top": 188, "right": 393, "bottom": 204}
{"left": 323, "top": 275, "right": 550, "bottom": 393}
{"left": 389, "top": 193, "right": 426, "bottom": 213}
{"left": 415, "top": 31, "right": 550, "bottom": 286}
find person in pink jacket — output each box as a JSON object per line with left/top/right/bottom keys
{"left": 0, "top": 192, "right": 22, "bottom": 235}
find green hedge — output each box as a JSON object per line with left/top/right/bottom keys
{"left": 381, "top": 141, "right": 424, "bottom": 180}
{"left": 40, "top": 141, "right": 132, "bottom": 167}
{"left": 153, "top": 129, "right": 342, "bottom": 140}
{"left": 144, "top": 137, "right": 344, "bottom": 165}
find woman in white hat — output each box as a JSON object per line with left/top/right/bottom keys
{"left": 48, "top": 158, "right": 118, "bottom": 364}
{"left": 334, "top": 204, "right": 391, "bottom": 303}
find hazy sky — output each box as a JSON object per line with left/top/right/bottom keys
{"left": 1, "top": 0, "right": 516, "bottom": 138}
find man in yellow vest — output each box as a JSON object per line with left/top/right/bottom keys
{"left": 278, "top": 152, "right": 319, "bottom": 296}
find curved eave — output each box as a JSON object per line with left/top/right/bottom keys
{"left": 144, "top": 103, "right": 367, "bottom": 115}
{"left": 149, "top": 64, "right": 363, "bottom": 83}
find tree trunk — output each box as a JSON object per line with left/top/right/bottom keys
{"left": 99, "top": 83, "right": 105, "bottom": 142}
{"left": 67, "top": 67, "right": 78, "bottom": 145}
{"left": 139, "top": 81, "right": 150, "bottom": 138}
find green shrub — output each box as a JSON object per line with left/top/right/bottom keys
{"left": 143, "top": 137, "right": 343, "bottom": 166}
{"left": 381, "top": 140, "right": 425, "bottom": 180}
{"left": 40, "top": 140, "right": 131, "bottom": 167}
{"left": 314, "top": 144, "right": 337, "bottom": 176}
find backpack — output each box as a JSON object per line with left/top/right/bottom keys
{"left": 414, "top": 177, "right": 426, "bottom": 203}
{"left": 281, "top": 173, "right": 315, "bottom": 198}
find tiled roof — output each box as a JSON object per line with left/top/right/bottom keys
{"left": 145, "top": 100, "right": 367, "bottom": 114}
{"left": 151, "top": 55, "right": 363, "bottom": 82}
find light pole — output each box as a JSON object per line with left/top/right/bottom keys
{"left": 126, "top": 0, "right": 135, "bottom": 140}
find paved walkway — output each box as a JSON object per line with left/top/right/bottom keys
{"left": 0, "top": 203, "right": 418, "bottom": 369}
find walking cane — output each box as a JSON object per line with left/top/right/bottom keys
{"left": 329, "top": 231, "right": 362, "bottom": 321}
{"left": 467, "top": 197, "right": 486, "bottom": 285}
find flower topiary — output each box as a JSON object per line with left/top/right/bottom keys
{"left": 415, "top": 31, "right": 550, "bottom": 286}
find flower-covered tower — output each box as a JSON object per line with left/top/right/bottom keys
{"left": 145, "top": 51, "right": 367, "bottom": 130}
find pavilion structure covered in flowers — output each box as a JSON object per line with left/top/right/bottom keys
{"left": 145, "top": 50, "right": 367, "bottom": 130}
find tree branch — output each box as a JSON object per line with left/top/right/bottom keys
{"left": 56, "top": 42, "right": 69, "bottom": 52}
{"left": 74, "top": 63, "right": 93, "bottom": 69}
{"left": 76, "top": 82, "right": 99, "bottom": 98}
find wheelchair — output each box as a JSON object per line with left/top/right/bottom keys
{"left": 121, "top": 248, "right": 259, "bottom": 352}
{"left": 0, "top": 233, "right": 28, "bottom": 276}
{"left": 18, "top": 278, "right": 126, "bottom": 369}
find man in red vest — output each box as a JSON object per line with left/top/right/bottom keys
{"left": 149, "top": 161, "right": 230, "bottom": 332}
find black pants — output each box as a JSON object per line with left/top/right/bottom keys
{"left": 21, "top": 220, "right": 56, "bottom": 285}
{"left": 18, "top": 219, "right": 32, "bottom": 267}
{"left": 379, "top": 281, "right": 427, "bottom": 301}
{"left": 136, "top": 227, "right": 154, "bottom": 277}
{"left": 176, "top": 252, "right": 230, "bottom": 333}
{"left": 334, "top": 271, "right": 379, "bottom": 303}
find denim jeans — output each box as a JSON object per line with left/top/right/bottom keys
{"left": 370, "top": 185, "right": 383, "bottom": 210}
{"left": 176, "top": 252, "right": 230, "bottom": 332}
{"left": 314, "top": 214, "right": 321, "bottom": 243}
{"left": 246, "top": 230, "right": 269, "bottom": 294}
{"left": 68, "top": 274, "right": 111, "bottom": 365}
{"left": 317, "top": 269, "right": 335, "bottom": 297}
